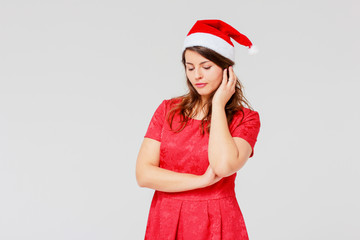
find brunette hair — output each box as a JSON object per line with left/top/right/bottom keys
{"left": 167, "top": 46, "right": 254, "bottom": 135}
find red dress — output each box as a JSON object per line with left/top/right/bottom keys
{"left": 143, "top": 98, "right": 261, "bottom": 240}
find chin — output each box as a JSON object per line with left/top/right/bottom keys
{"left": 197, "top": 90, "right": 210, "bottom": 95}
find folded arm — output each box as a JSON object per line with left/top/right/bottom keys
{"left": 136, "top": 138, "right": 221, "bottom": 192}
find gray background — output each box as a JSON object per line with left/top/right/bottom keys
{"left": 1, "top": 0, "right": 359, "bottom": 239}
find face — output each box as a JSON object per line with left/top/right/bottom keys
{"left": 184, "top": 50, "right": 224, "bottom": 102}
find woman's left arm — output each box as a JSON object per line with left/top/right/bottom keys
{"left": 208, "top": 104, "right": 252, "bottom": 177}
{"left": 209, "top": 66, "right": 252, "bottom": 177}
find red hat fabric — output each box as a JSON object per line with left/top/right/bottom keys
{"left": 183, "top": 19, "right": 258, "bottom": 61}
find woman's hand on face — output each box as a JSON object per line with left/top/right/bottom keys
{"left": 201, "top": 165, "right": 223, "bottom": 188}
{"left": 212, "top": 66, "right": 237, "bottom": 108}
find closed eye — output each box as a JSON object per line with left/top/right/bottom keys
{"left": 187, "top": 66, "right": 211, "bottom": 71}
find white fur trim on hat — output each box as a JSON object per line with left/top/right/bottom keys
{"left": 182, "top": 32, "right": 235, "bottom": 61}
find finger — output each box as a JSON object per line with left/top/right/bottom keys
{"left": 225, "top": 67, "right": 232, "bottom": 87}
{"left": 228, "top": 66, "right": 234, "bottom": 80}
{"left": 222, "top": 68, "right": 228, "bottom": 84}
{"left": 229, "top": 66, "right": 237, "bottom": 87}
{"left": 229, "top": 66, "right": 236, "bottom": 82}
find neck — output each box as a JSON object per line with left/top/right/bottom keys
{"left": 200, "top": 96, "right": 209, "bottom": 106}
{"left": 196, "top": 99, "right": 208, "bottom": 115}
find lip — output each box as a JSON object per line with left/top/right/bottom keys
{"left": 195, "top": 83, "right": 207, "bottom": 88}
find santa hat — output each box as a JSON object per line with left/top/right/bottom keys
{"left": 182, "top": 19, "right": 258, "bottom": 61}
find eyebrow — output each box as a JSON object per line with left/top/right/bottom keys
{"left": 185, "top": 60, "right": 210, "bottom": 65}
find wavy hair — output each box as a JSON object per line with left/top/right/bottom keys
{"left": 167, "top": 46, "right": 254, "bottom": 135}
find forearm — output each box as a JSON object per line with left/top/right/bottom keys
{"left": 208, "top": 104, "right": 239, "bottom": 177}
{"left": 137, "top": 164, "right": 206, "bottom": 192}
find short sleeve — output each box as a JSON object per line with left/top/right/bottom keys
{"left": 230, "top": 109, "right": 261, "bottom": 158}
{"left": 144, "top": 99, "right": 167, "bottom": 142}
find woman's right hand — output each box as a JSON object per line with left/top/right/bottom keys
{"left": 200, "top": 165, "right": 223, "bottom": 188}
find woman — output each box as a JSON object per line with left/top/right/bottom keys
{"left": 136, "top": 19, "right": 261, "bottom": 240}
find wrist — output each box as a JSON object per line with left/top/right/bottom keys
{"left": 212, "top": 101, "right": 225, "bottom": 110}
{"left": 200, "top": 171, "right": 215, "bottom": 188}
{"left": 196, "top": 174, "right": 208, "bottom": 189}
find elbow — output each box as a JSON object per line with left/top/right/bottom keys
{"left": 210, "top": 150, "right": 249, "bottom": 177}
{"left": 211, "top": 158, "right": 244, "bottom": 178}
{"left": 136, "top": 161, "right": 158, "bottom": 188}
{"left": 209, "top": 150, "right": 240, "bottom": 178}
{"left": 213, "top": 169, "right": 231, "bottom": 178}
{"left": 136, "top": 176, "right": 145, "bottom": 188}
{"left": 136, "top": 168, "right": 148, "bottom": 188}
{"left": 212, "top": 164, "right": 233, "bottom": 178}
{"left": 136, "top": 175, "right": 148, "bottom": 188}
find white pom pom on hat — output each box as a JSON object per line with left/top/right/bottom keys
{"left": 248, "top": 45, "right": 259, "bottom": 55}
{"left": 183, "top": 19, "right": 258, "bottom": 61}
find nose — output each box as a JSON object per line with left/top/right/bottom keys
{"left": 194, "top": 68, "right": 203, "bottom": 80}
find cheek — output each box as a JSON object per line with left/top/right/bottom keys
{"left": 211, "top": 70, "right": 223, "bottom": 84}
{"left": 185, "top": 71, "right": 192, "bottom": 80}
{"left": 188, "top": 75, "right": 195, "bottom": 82}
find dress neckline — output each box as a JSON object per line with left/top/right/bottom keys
{"left": 189, "top": 116, "right": 208, "bottom": 122}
